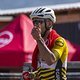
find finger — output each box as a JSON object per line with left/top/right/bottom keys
{"left": 34, "top": 25, "right": 39, "bottom": 28}
{"left": 32, "top": 28, "right": 39, "bottom": 32}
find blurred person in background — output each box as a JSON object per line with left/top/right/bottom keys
{"left": 23, "top": 7, "right": 68, "bottom": 80}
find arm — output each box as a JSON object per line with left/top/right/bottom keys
{"left": 31, "top": 27, "right": 56, "bottom": 65}
{"left": 37, "top": 37, "right": 56, "bottom": 65}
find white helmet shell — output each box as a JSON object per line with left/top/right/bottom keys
{"left": 30, "top": 7, "right": 56, "bottom": 23}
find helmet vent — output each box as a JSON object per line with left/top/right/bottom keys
{"left": 45, "top": 10, "right": 51, "bottom": 12}
{"left": 38, "top": 8, "right": 45, "bottom": 13}
{"left": 38, "top": 14, "right": 44, "bottom": 17}
{"left": 34, "top": 8, "right": 42, "bottom": 13}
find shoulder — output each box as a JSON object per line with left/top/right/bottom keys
{"left": 54, "top": 37, "right": 67, "bottom": 47}
{"left": 49, "top": 30, "right": 60, "bottom": 40}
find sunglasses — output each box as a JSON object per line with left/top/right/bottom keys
{"left": 32, "top": 19, "right": 44, "bottom": 25}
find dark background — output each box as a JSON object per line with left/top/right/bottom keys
{"left": 54, "top": 22, "right": 80, "bottom": 45}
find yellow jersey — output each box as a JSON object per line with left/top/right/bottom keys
{"left": 36, "top": 37, "right": 68, "bottom": 80}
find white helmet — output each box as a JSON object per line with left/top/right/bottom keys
{"left": 30, "top": 7, "right": 56, "bottom": 23}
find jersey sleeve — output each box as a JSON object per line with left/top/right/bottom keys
{"left": 51, "top": 37, "right": 66, "bottom": 61}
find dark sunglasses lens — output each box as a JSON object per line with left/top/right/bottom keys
{"left": 33, "top": 20, "right": 38, "bottom": 24}
{"left": 33, "top": 20, "right": 44, "bottom": 25}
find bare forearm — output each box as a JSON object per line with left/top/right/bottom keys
{"left": 37, "top": 38, "right": 56, "bottom": 65}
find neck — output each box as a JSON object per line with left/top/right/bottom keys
{"left": 43, "top": 29, "right": 52, "bottom": 40}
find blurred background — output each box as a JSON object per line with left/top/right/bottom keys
{"left": 0, "top": 0, "right": 80, "bottom": 80}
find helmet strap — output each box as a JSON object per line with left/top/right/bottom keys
{"left": 41, "top": 20, "right": 46, "bottom": 37}
{"left": 41, "top": 19, "right": 52, "bottom": 37}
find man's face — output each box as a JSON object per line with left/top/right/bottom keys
{"left": 32, "top": 18, "right": 46, "bottom": 36}
{"left": 32, "top": 18, "right": 53, "bottom": 36}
